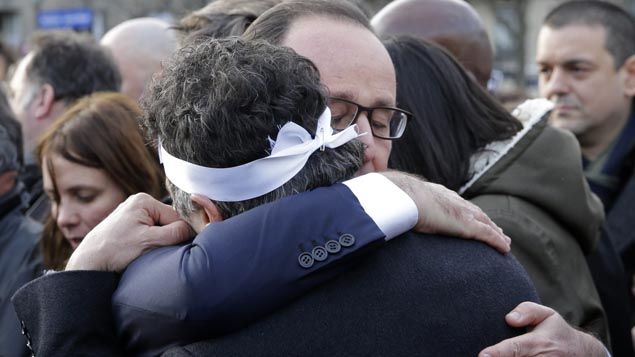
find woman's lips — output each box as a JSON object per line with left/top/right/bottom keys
{"left": 67, "top": 237, "right": 84, "bottom": 249}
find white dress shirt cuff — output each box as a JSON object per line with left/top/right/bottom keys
{"left": 343, "top": 173, "right": 418, "bottom": 240}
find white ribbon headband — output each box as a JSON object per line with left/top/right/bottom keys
{"left": 159, "top": 107, "right": 363, "bottom": 202}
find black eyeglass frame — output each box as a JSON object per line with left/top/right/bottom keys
{"left": 327, "top": 97, "right": 412, "bottom": 140}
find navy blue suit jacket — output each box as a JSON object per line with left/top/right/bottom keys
{"left": 12, "top": 183, "right": 386, "bottom": 356}
{"left": 163, "top": 233, "right": 538, "bottom": 357}
{"left": 12, "top": 183, "right": 538, "bottom": 356}
{"left": 113, "top": 184, "right": 388, "bottom": 355}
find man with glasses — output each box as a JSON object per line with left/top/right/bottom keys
{"left": 110, "top": 36, "right": 537, "bottom": 355}
{"left": 242, "top": 1, "right": 610, "bottom": 356}
{"left": 328, "top": 97, "right": 410, "bottom": 140}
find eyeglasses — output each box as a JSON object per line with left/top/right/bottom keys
{"left": 327, "top": 97, "right": 411, "bottom": 140}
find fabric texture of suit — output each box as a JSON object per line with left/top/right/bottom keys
{"left": 607, "top": 167, "right": 635, "bottom": 273}
{"left": 12, "top": 183, "right": 539, "bottom": 356}
{"left": 12, "top": 271, "right": 120, "bottom": 357}
{"left": 162, "top": 233, "right": 538, "bottom": 357}
{"left": 583, "top": 114, "right": 635, "bottom": 357}
{"left": 113, "top": 184, "right": 388, "bottom": 355}
{"left": 600, "top": 164, "right": 635, "bottom": 357}
{"left": 12, "top": 183, "right": 385, "bottom": 356}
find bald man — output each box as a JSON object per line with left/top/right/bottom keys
{"left": 372, "top": 0, "right": 493, "bottom": 87}
{"left": 101, "top": 18, "right": 177, "bottom": 100}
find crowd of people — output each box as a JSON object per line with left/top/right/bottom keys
{"left": 0, "top": 0, "right": 634, "bottom": 356}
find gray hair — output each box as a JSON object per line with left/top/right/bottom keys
{"left": 141, "top": 37, "right": 363, "bottom": 219}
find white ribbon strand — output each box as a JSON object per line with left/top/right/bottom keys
{"left": 159, "top": 107, "right": 363, "bottom": 202}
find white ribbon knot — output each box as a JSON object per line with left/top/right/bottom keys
{"left": 159, "top": 107, "right": 362, "bottom": 202}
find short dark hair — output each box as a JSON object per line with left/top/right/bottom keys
{"left": 243, "top": 0, "right": 372, "bottom": 45}
{"left": 385, "top": 36, "right": 522, "bottom": 191}
{"left": 176, "top": 0, "right": 284, "bottom": 42}
{"left": 141, "top": 37, "right": 363, "bottom": 219}
{"left": 26, "top": 31, "right": 121, "bottom": 103}
{"left": 544, "top": 1, "right": 635, "bottom": 68}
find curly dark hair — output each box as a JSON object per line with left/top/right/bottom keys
{"left": 141, "top": 37, "right": 363, "bottom": 219}
{"left": 26, "top": 30, "right": 121, "bottom": 103}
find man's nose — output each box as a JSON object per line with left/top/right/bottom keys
{"left": 354, "top": 113, "right": 376, "bottom": 162}
{"left": 540, "top": 68, "right": 570, "bottom": 99}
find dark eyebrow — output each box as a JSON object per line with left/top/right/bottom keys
{"left": 561, "top": 59, "right": 596, "bottom": 68}
{"left": 537, "top": 58, "right": 595, "bottom": 68}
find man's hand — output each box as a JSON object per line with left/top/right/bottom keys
{"left": 479, "top": 302, "right": 608, "bottom": 357}
{"left": 380, "top": 171, "right": 511, "bottom": 253}
{"left": 66, "top": 193, "right": 194, "bottom": 272}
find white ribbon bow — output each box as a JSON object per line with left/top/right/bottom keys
{"left": 159, "top": 107, "right": 363, "bottom": 202}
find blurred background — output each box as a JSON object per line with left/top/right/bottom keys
{"left": 0, "top": 0, "right": 633, "bottom": 99}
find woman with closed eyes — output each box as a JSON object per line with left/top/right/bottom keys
{"left": 37, "top": 92, "right": 164, "bottom": 269}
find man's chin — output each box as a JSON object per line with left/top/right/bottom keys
{"left": 549, "top": 115, "right": 587, "bottom": 135}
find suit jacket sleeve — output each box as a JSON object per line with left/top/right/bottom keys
{"left": 113, "top": 183, "right": 390, "bottom": 355}
{"left": 11, "top": 271, "right": 122, "bottom": 357}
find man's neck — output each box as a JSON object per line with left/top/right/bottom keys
{"left": 579, "top": 113, "right": 631, "bottom": 161}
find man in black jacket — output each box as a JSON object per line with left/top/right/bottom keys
{"left": 536, "top": 2, "right": 635, "bottom": 353}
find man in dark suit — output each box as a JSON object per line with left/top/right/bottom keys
{"left": 14, "top": 36, "right": 538, "bottom": 356}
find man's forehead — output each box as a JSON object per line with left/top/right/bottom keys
{"left": 536, "top": 24, "right": 610, "bottom": 63}
{"left": 282, "top": 16, "right": 397, "bottom": 106}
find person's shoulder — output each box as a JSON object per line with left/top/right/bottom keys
{"left": 12, "top": 213, "right": 42, "bottom": 239}
{"left": 393, "top": 231, "right": 522, "bottom": 269}
{"left": 161, "top": 233, "right": 538, "bottom": 357}
{"left": 0, "top": 209, "right": 42, "bottom": 264}
{"left": 386, "top": 231, "right": 538, "bottom": 302}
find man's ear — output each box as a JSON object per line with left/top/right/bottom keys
{"left": 33, "top": 84, "right": 56, "bottom": 120}
{"left": 191, "top": 194, "right": 224, "bottom": 224}
{"left": 622, "top": 55, "right": 635, "bottom": 97}
{"left": 0, "top": 170, "right": 17, "bottom": 196}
